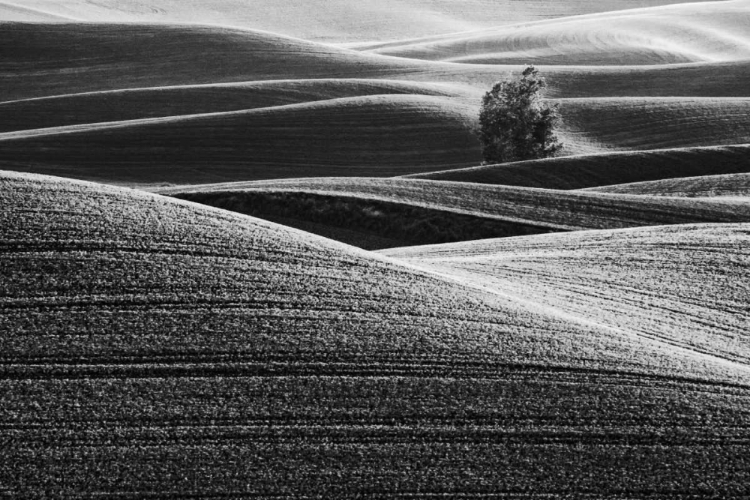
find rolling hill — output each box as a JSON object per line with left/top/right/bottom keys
{"left": 0, "top": 95, "right": 481, "bottom": 185}
{"left": 162, "top": 177, "right": 750, "bottom": 232}
{"left": 587, "top": 172, "right": 750, "bottom": 198}
{"left": 0, "top": 0, "right": 719, "bottom": 42}
{"left": 4, "top": 21, "right": 750, "bottom": 105}
{"left": 560, "top": 97, "right": 750, "bottom": 151}
{"left": 1, "top": 19, "right": 749, "bottom": 190}
{"left": 0, "top": 22, "right": 449, "bottom": 102}
{"left": 3, "top": 170, "right": 750, "bottom": 497}
{"left": 408, "top": 144, "right": 750, "bottom": 190}
{"left": 0, "top": 79, "right": 471, "bottom": 133}
{"left": 382, "top": 223, "right": 750, "bottom": 365}
{"left": 4, "top": 0, "right": 750, "bottom": 497}
{"left": 352, "top": 0, "right": 750, "bottom": 65}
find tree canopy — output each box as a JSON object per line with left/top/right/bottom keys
{"left": 478, "top": 66, "right": 562, "bottom": 164}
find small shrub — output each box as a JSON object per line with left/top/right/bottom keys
{"left": 478, "top": 66, "right": 562, "bottom": 164}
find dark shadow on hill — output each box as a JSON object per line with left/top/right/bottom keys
{"left": 175, "top": 191, "right": 560, "bottom": 250}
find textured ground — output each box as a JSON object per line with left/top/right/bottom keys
{"left": 3, "top": 0, "right": 750, "bottom": 496}
{"left": 352, "top": 0, "right": 750, "bottom": 65}
{"left": 0, "top": 0, "right": 721, "bottom": 42}
{"left": 382, "top": 224, "right": 750, "bottom": 367}
{"left": 408, "top": 145, "right": 750, "bottom": 190}
{"left": 2, "top": 10, "right": 750, "bottom": 185}
{"left": 3, "top": 171, "right": 750, "bottom": 497}
{"left": 585, "top": 172, "right": 750, "bottom": 198}
{"left": 162, "top": 177, "right": 750, "bottom": 231}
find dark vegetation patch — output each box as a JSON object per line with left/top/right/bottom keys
{"left": 176, "top": 191, "right": 559, "bottom": 249}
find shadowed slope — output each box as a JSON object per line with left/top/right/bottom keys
{"left": 408, "top": 145, "right": 750, "bottom": 190}
{"left": 587, "top": 172, "right": 750, "bottom": 198}
{"left": 162, "top": 177, "right": 750, "bottom": 231}
{"left": 0, "top": 95, "right": 481, "bottom": 184}
{"left": 382, "top": 224, "right": 750, "bottom": 366}
{"left": 5, "top": 171, "right": 750, "bottom": 496}
{"left": 0, "top": 79, "right": 470, "bottom": 133}
{"left": 0, "top": 0, "right": 719, "bottom": 42}
{"left": 355, "top": 1, "right": 750, "bottom": 65}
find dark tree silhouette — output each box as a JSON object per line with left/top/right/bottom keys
{"left": 478, "top": 66, "right": 562, "bottom": 164}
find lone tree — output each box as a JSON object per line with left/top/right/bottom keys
{"left": 478, "top": 66, "right": 562, "bottom": 164}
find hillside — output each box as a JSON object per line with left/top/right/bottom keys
{"left": 408, "top": 145, "right": 750, "bottom": 190}
{"left": 3, "top": 170, "right": 750, "bottom": 496}
{"left": 4, "top": 22, "right": 750, "bottom": 104}
{"left": 163, "top": 177, "right": 750, "bottom": 232}
{"left": 587, "top": 172, "right": 750, "bottom": 198}
{"left": 5, "top": 0, "right": 750, "bottom": 496}
{"left": 0, "top": 96, "right": 481, "bottom": 184}
{"left": 560, "top": 97, "right": 750, "bottom": 151}
{"left": 1, "top": 20, "right": 750, "bottom": 189}
{"left": 0, "top": 22, "right": 447, "bottom": 102}
{"left": 0, "top": 0, "right": 717, "bottom": 42}
{"left": 353, "top": 0, "right": 750, "bottom": 65}
{"left": 0, "top": 79, "right": 470, "bottom": 133}
{"left": 382, "top": 223, "right": 750, "bottom": 365}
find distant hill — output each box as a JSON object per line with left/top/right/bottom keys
{"left": 352, "top": 0, "right": 750, "bottom": 65}
{"left": 0, "top": 0, "right": 722, "bottom": 42}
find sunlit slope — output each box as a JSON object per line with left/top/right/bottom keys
{"left": 0, "top": 1, "right": 73, "bottom": 21}
{"left": 0, "top": 0, "right": 716, "bottom": 42}
{"left": 0, "top": 79, "right": 470, "bottom": 133}
{"left": 163, "top": 177, "right": 750, "bottom": 231}
{"left": 409, "top": 145, "right": 750, "bottom": 190}
{"left": 560, "top": 97, "right": 750, "bottom": 151}
{"left": 5, "top": 172, "right": 750, "bottom": 495}
{"left": 356, "top": 0, "right": 750, "bottom": 65}
{"left": 0, "top": 96, "right": 480, "bottom": 184}
{"left": 588, "top": 172, "right": 750, "bottom": 198}
{"left": 383, "top": 224, "right": 750, "bottom": 366}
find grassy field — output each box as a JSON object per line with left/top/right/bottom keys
{"left": 163, "top": 177, "right": 750, "bottom": 232}
{"left": 3, "top": 170, "right": 750, "bottom": 497}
